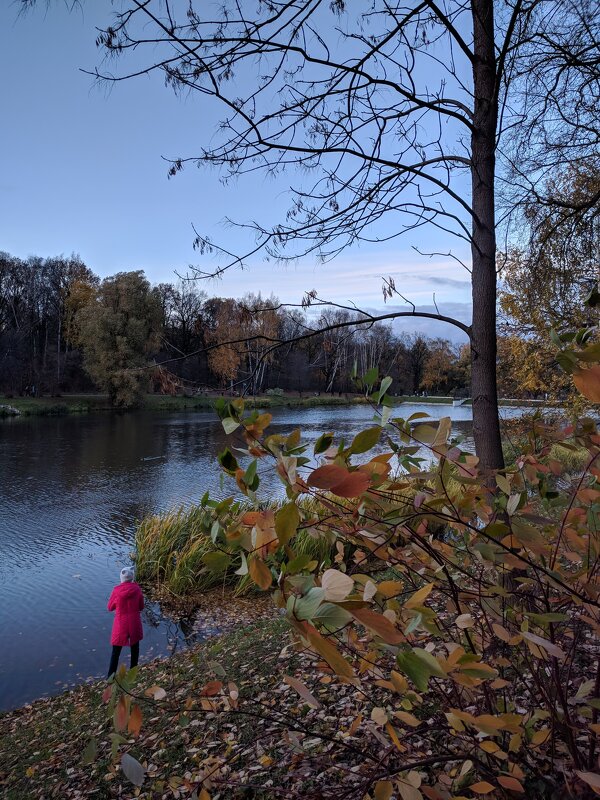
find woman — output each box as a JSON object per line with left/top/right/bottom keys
{"left": 107, "top": 567, "right": 144, "bottom": 678}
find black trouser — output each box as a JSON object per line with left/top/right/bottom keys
{"left": 107, "top": 642, "right": 139, "bottom": 678}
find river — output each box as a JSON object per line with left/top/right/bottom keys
{"left": 0, "top": 403, "right": 528, "bottom": 711}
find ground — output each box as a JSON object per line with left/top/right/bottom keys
{"left": 0, "top": 608, "right": 403, "bottom": 800}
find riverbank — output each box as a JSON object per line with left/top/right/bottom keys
{"left": 0, "top": 614, "right": 394, "bottom": 800}
{"left": 0, "top": 392, "right": 376, "bottom": 417}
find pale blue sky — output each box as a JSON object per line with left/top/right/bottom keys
{"left": 0, "top": 1, "right": 472, "bottom": 340}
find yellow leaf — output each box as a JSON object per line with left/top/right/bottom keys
{"left": 377, "top": 580, "right": 404, "bottom": 598}
{"left": 509, "top": 733, "right": 522, "bottom": 752}
{"left": 394, "top": 710, "right": 420, "bottom": 727}
{"left": 374, "top": 780, "right": 393, "bottom": 800}
{"left": 390, "top": 670, "right": 408, "bottom": 694}
{"left": 531, "top": 728, "right": 550, "bottom": 746}
{"left": 404, "top": 582, "right": 434, "bottom": 609}
{"left": 479, "top": 741, "right": 499, "bottom": 753}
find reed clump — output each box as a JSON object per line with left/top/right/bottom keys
{"left": 135, "top": 497, "right": 336, "bottom": 596}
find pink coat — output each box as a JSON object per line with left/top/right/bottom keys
{"left": 108, "top": 581, "right": 144, "bottom": 646}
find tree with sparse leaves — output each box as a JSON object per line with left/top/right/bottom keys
{"left": 26, "top": 0, "right": 596, "bottom": 469}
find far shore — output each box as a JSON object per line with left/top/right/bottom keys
{"left": 0, "top": 391, "right": 556, "bottom": 418}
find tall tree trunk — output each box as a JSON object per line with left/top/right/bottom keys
{"left": 57, "top": 314, "right": 61, "bottom": 389}
{"left": 470, "top": 0, "right": 504, "bottom": 471}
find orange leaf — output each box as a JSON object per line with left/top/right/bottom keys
{"left": 330, "top": 471, "right": 371, "bottom": 498}
{"left": 241, "top": 511, "right": 262, "bottom": 525}
{"left": 498, "top": 775, "right": 524, "bottom": 793}
{"left": 248, "top": 556, "right": 272, "bottom": 590}
{"left": 127, "top": 703, "right": 143, "bottom": 737}
{"left": 307, "top": 464, "right": 349, "bottom": 489}
{"left": 470, "top": 782, "right": 495, "bottom": 795}
{"left": 351, "top": 607, "right": 405, "bottom": 644}
{"left": 114, "top": 695, "right": 128, "bottom": 732}
{"left": 385, "top": 722, "right": 406, "bottom": 752}
{"left": 200, "top": 680, "right": 223, "bottom": 697}
{"left": 394, "top": 710, "right": 420, "bottom": 728}
{"left": 573, "top": 366, "right": 600, "bottom": 402}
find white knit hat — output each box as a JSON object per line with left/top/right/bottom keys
{"left": 120, "top": 567, "right": 134, "bottom": 583}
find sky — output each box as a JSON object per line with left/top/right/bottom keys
{"left": 0, "top": 1, "right": 472, "bottom": 342}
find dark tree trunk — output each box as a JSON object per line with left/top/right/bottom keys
{"left": 470, "top": 0, "right": 504, "bottom": 471}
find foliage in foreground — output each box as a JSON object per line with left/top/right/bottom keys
{"left": 164, "top": 355, "right": 600, "bottom": 799}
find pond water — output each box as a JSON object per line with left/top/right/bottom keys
{"left": 0, "top": 403, "right": 528, "bottom": 711}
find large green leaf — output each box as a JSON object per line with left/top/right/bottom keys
{"left": 313, "top": 602, "right": 352, "bottom": 631}
{"left": 348, "top": 426, "right": 381, "bottom": 454}
{"left": 275, "top": 502, "right": 300, "bottom": 546}
{"left": 314, "top": 432, "right": 334, "bottom": 454}
{"left": 396, "top": 648, "right": 446, "bottom": 691}
{"left": 289, "top": 587, "right": 325, "bottom": 620}
{"left": 202, "top": 551, "right": 231, "bottom": 572}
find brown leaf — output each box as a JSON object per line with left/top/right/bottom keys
{"left": 294, "top": 620, "right": 353, "bottom": 677}
{"left": 283, "top": 675, "right": 321, "bottom": 708}
{"left": 351, "top": 607, "right": 405, "bottom": 644}
{"left": 249, "top": 555, "right": 272, "bottom": 590}
{"left": 498, "top": 775, "right": 525, "bottom": 793}
{"left": 329, "top": 471, "right": 371, "bottom": 498}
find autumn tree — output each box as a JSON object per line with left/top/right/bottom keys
{"left": 47, "top": 0, "right": 597, "bottom": 469}
{"left": 202, "top": 298, "right": 244, "bottom": 390}
{"left": 500, "top": 162, "right": 600, "bottom": 341}
{"left": 77, "top": 271, "right": 162, "bottom": 407}
{"left": 421, "top": 339, "right": 464, "bottom": 395}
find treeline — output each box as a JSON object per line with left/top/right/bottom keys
{"left": 0, "top": 252, "right": 473, "bottom": 405}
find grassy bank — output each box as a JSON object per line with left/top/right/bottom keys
{"left": 1, "top": 391, "right": 568, "bottom": 419}
{"left": 0, "top": 615, "right": 393, "bottom": 800}
{"left": 0, "top": 392, "right": 376, "bottom": 418}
